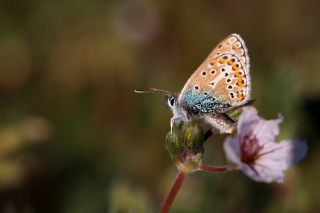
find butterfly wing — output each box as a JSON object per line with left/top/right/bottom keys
{"left": 211, "top": 33, "right": 250, "bottom": 70}
{"left": 178, "top": 34, "right": 251, "bottom": 111}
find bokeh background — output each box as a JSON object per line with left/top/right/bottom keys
{"left": 0, "top": 0, "right": 320, "bottom": 212}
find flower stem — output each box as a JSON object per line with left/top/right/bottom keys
{"left": 198, "top": 164, "right": 230, "bottom": 172}
{"left": 160, "top": 170, "right": 186, "bottom": 213}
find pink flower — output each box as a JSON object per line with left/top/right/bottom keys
{"left": 224, "top": 106, "right": 308, "bottom": 183}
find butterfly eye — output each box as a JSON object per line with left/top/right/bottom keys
{"left": 168, "top": 97, "right": 175, "bottom": 107}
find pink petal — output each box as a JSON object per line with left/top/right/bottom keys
{"left": 240, "top": 164, "right": 262, "bottom": 181}
{"left": 241, "top": 156, "right": 284, "bottom": 183}
{"left": 237, "top": 106, "right": 283, "bottom": 145}
{"left": 277, "top": 139, "right": 308, "bottom": 170}
{"left": 223, "top": 136, "right": 241, "bottom": 166}
{"left": 237, "top": 106, "right": 260, "bottom": 139}
{"left": 252, "top": 115, "right": 283, "bottom": 146}
{"left": 252, "top": 159, "right": 285, "bottom": 183}
{"left": 258, "top": 141, "right": 291, "bottom": 163}
{"left": 239, "top": 158, "right": 284, "bottom": 183}
{"left": 258, "top": 139, "right": 307, "bottom": 169}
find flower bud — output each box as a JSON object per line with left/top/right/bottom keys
{"left": 165, "top": 119, "right": 204, "bottom": 173}
{"left": 165, "top": 128, "right": 183, "bottom": 158}
{"left": 181, "top": 119, "right": 204, "bottom": 154}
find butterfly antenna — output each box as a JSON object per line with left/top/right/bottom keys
{"left": 134, "top": 88, "right": 173, "bottom": 96}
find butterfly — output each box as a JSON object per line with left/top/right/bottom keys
{"left": 135, "top": 34, "right": 251, "bottom": 134}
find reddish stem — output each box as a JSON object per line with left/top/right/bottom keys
{"left": 160, "top": 171, "right": 186, "bottom": 213}
{"left": 198, "top": 164, "right": 230, "bottom": 172}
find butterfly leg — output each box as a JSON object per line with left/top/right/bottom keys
{"left": 170, "top": 117, "right": 174, "bottom": 134}
{"left": 203, "top": 113, "right": 235, "bottom": 134}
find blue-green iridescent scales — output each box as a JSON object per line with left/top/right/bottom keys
{"left": 180, "top": 90, "right": 231, "bottom": 115}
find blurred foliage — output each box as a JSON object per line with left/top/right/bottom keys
{"left": 0, "top": 0, "right": 319, "bottom": 212}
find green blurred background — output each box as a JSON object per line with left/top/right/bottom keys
{"left": 0, "top": 0, "right": 319, "bottom": 212}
